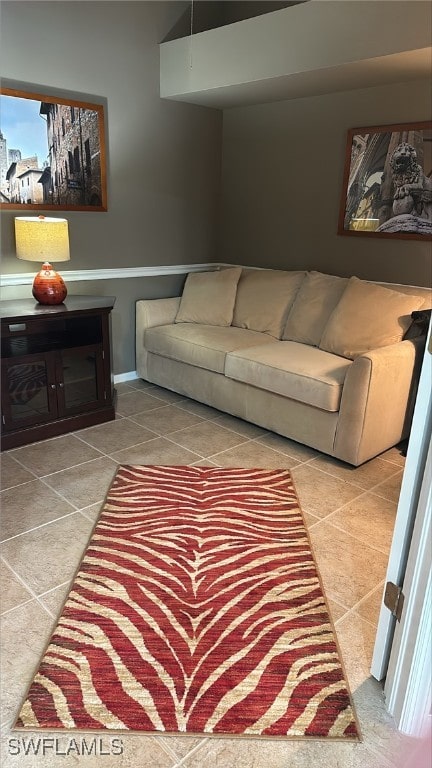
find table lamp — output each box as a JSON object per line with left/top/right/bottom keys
{"left": 15, "top": 215, "right": 70, "bottom": 305}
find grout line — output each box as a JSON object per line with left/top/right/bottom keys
{"left": 2, "top": 452, "right": 40, "bottom": 481}
{"left": 1, "top": 556, "right": 51, "bottom": 617}
{"left": 2, "top": 557, "right": 72, "bottom": 620}
{"left": 333, "top": 582, "right": 386, "bottom": 628}
{"left": 162, "top": 431, "right": 251, "bottom": 462}
{"left": 149, "top": 735, "right": 180, "bottom": 763}
{"left": 306, "top": 458, "right": 403, "bottom": 496}
{"left": 308, "top": 513, "right": 393, "bottom": 558}
{"left": 0, "top": 507, "right": 82, "bottom": 545}
{"left": 76, "top": 429, "right": 161, "bottom": 457}
{"left": 174, "top": 738, "right": 211, "bottom": 766}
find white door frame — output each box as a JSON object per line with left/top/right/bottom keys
{"left": 371, "top": 320, "right": 431, "bottom": 735}
{"left": 384, "top": 438, "right": 431, "bottom": 736}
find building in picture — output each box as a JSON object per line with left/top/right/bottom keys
{"left": 0, "top": 132, "right": 23, "bottom": 200}
{"left": 40, "top": 102, "right": 103, "bottom": 206}
{"left": 6, "top": 157, "right": 43, "bottom": 204}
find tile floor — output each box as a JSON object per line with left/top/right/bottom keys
{"left": 0, "top": 378, "right": 420, "bottom": 767}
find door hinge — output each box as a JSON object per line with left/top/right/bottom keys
{"left": 384, "top": 581, "right": 405, "bottom": 622}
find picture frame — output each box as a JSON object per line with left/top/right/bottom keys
{"left": 0, "top": 86, "right": 107, "bottom": 211}
{"left": 338, "top": 121, "right": 432, "bottom": 240}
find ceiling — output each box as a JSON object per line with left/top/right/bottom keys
{"left": 160, "top": 2, "right": 432, "bottom": 109}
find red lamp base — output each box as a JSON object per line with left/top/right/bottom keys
{"left": 32, "top": 262, "right": 67, "bottom": 305}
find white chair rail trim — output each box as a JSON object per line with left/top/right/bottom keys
{"left": 0, "top": 263, "right": 223, "bottom": 287}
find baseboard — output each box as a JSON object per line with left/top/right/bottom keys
{"left": 114, "top": 371, "right": 139, "bottom": 384}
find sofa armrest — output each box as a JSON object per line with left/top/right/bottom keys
{"left": 135, "top": 297, "right": 181, "bottom": 379}
{"left": 333, "top": 337, "right": 424, "bottom": 466}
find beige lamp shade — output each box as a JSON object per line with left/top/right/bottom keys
{"left": 15, "top": 216, "right": 70, "bottom": 263}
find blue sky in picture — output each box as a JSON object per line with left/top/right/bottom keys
{"left": 0, "top": 95, "right": 48, "bottom": 166}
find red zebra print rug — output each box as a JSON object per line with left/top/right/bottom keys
{"left": 15, "top": 465, "right": 359, "bottom": 739}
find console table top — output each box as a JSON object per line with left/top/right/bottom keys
{"left": 0, "top": 295, "right": 116, "bottom": 321}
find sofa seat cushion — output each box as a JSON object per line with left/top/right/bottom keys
{"left": 144, "top": 324, "right": 278, "bottom": 374}
{"left": 225, "top": 341, "right": 352, "bottom": 412}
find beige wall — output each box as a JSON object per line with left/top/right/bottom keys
{"left": 0, "top": 1, "right": 222, "bottom": 373}
{"left": 219, "top": 79, "right": 432, "bottom": 287}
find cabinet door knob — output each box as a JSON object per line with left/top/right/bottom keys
{"left": 50, "top": 384, "right": 56, "bottom": 389}
{"left": 59, "top": 382, "right": 64, "bottom": 388}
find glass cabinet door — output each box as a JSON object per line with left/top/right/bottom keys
{"left": 1, "top": 355, "right": 57, "bottom": 429}
{"left": 57, "top": 345, "right": 104, "bottom": 415}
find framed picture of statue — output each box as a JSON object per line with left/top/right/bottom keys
{"left": 0, "top": 86, "right": 107, "bottom": 211}
{"left": 338, "top": 121, "right": 432, "bottom": 240}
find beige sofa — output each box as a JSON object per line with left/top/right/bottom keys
{"left": 136, "top": 268, "right": 431, "bottom": 466}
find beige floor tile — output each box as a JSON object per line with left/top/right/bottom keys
{"left": 177, "top": 400, "right": 224, "bottom": 419}
{"left": 169, "top": 421, "right": 248, "bottom": 457}
{"left": 130, "top": 404, "right": 205, "bottom": 435}
{"left": 115, "top": 381, "right": 137, "bottom": 393}
{"left": 0, "top": 561, "right": 33, "bottom": 614}
{"left": 302, "top": 510, "right": 320, "bottom": 528}
{"left": 257, "top": 433, "right": 319, "bottom": 462}
{"left": 116, "top": 390, "right": 170, "bottom": 416}
{"left": 310, "top": 454, "right": 401, "bottom": 491}
{"left": 326, "top": 597, "right": 349, "bottom": 623}
{"left": 326, "top": 493, "right": 397, "bottom": 554}
{"left": 180, "top": 735, "right": 387, "bottom": 768}
{"left": 211, "top": 414, "right": 267, "bottom": 438}
{"left": 38, "top": 581, "right": 74, "bottom": 618}
{"left": 1, "top": 512, "right": 94, "bottom": 595}
{"left": 190, "top": 459, "right": 220, "bottom": 467}
{"left": 308, "top": 521, "right": 388, "bottom": 608}
{"left": 159, "top": 734, "right": 208, "bottom": 762}
{"left": 127, "top": 377, "right": 157, "bottom": 390}
{"left": 0, "top": 454, "right": 35, "bottom": 490}
{"left": 380, "top": 445, "right": 407, "bottom": 468}
{"left": 41, "top": 456, "right": 118, "bottom": 509}
{"left": 352, "top": 678, "right": 420, "bottom": 768}
{"left": 335, "top": 613, "right": 380, "bottom": 691}
{"left": 212, "top": 441, "right": 300, "bottom": 469}
{"left": 0, "top": 480, "right": 76, "bottom": 542}
{"left": 10, "top": 434, "right": 104, "bottom": 476}
{"left": 143, "top": 385, "right": 187, "bottom": 404}
{"left": 78, "top": 417, "right": 157, "bottom": 454}
{"left": 354, "top": 584, "right": 385, "bottom": 627}
{"left": 0, "top": 600, "right": 54, "bottom": 727}
{"left": 110, "top": 436, "right": 201, "bottom": 466}
{"left": 372, "top": 472, "right": 404, "bottom": 504}
{"left": 290, "top": 464, "right": 362, "bottom": 517}
{"left": 80, "top": 501, "right": 104, "bottom": 522}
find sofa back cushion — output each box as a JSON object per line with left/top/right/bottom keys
{"left": 175, "top": 267, "right": 242, "bottom": 326}
{"left": 319, "top": 276, "right": 425, "bottom": 359}
{"left": 232, "top": 269, "right": 305, "bottom": 339}
{"left": 283, "top": 271, "right": 348, "bottom": 346}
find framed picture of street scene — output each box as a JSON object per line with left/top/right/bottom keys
{"left": 0, "top": 87, "right": 107, "bottom": 211}
{"left": 338, "top": 121, "right": 432, "bottom": 240}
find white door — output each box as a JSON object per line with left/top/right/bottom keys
{"left": 384, "top": 438, "right": 431, "bottom": 736}
{"left": 371, "top": 319, "right": 431, "bottom": 683}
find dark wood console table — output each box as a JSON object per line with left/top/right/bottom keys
{"left": 1, "top": 296, "right": 116, "bottom": 450}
